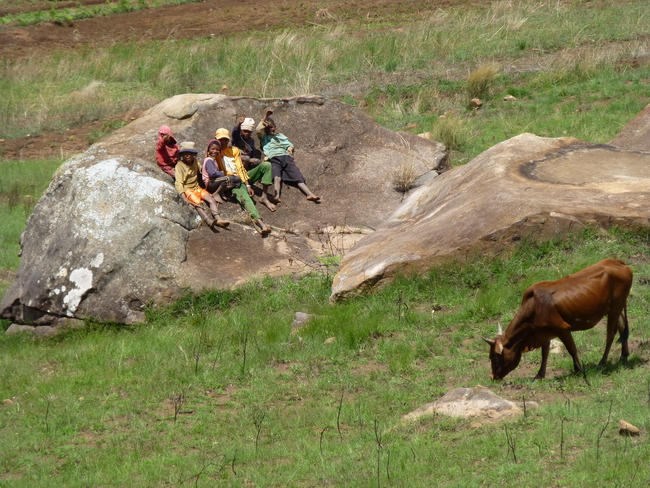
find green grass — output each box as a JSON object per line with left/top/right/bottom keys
{"left": 0, "top": 158, "right": 62, "bottom": 295}
{"left": 1, "top": 1, "right": 649, "bottom": 165}
{"left": 1, "top": 228, "right": 650, "bottom": 486}
{"left": 0, "top": 0, "right": 205, "bottom": 26}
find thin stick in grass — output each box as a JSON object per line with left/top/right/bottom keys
{"left": 596, "top": 400, "right": 613, "bottom": 461}
{"left": 374, "top": 419, "right": 383, "bottom": 488}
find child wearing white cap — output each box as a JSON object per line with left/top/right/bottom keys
{"left": 232, "top": 114, "right": 262, "bottom": 171}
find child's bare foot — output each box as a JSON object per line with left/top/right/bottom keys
{"left": 257, "top": 220, "right": 272, "bottom": 236}
{"left": 213, "top": 194, "right": 226, "bottom": 204}
{"left": 267, "top": 194, "right": 280, "bottom": 204}
{"left": 259, "top": 196, "right": 277, "bottom": 212}
{"left": 306, "top": 195, "right": 321, "bottom": 202}
{"left": 213, "top": 217, "right": 230, "bottom": 228}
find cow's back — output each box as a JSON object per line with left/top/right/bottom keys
{"left": 538, "top": 259, "right": 632, "bottom": 331}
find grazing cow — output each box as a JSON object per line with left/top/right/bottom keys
{"left": 484, "top": 259, "right": 632, "bottom": 380}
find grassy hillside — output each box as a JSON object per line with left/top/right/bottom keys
{"left": 2, "top": 229, "right": 650, "bottom": 486}
{"left": 1, "top": 1, "right": 650, "bottom": 485}
{"left": 1, "top": 1, "right": 649, "bottom": 166}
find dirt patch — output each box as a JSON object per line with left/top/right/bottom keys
{"left": 0, "top": 110, "right": 143, "bottom": 160}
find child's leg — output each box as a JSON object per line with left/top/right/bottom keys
{"left": 273, "top": 176, "right": 282, "bottom": 200}
{"left": 246, "top": 161, "right": 277, "bottom": 210}
{"left": 194, "top": 204, "right": 213, "bottom": 224}
{"left": 255, "top": 218, "right": 272, "bottom": 236}
{"left": 297, "top": 182, "right": 320, "bottom": 201}
{"left": 231, "top": 184, "right": 261, "bottom": 220}
{"left": 214, "top": 182, "right": 227, "bottom": 203}
{"left": 203, "top": 193, "right": 230, "bottom": 227}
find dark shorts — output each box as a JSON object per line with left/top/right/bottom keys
{"left": 270, "top": 155, "right": 306, "bottom": 184}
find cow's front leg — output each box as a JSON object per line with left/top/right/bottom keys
{"left": 557, "top": 331, "right": 582, "bottom": 374}
{"left": 534, "top": 341, "right": 551, "bottom": 380}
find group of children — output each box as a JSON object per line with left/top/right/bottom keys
{"left": 155, "top": 110, "right": 320, "bottom": 236}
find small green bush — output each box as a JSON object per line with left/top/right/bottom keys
{"left": 466, "top": 63, "right": 499, "bottom": 100}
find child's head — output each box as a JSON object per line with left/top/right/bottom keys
{"left": 240, "top": 118, "right": 255, "bottom": 140}
{"left": 215, "top": 128, "right": 231, "bottom": 149}
{"left": 178, "top": 141, "right": 198, "bottom": 165}
{"left": 159, "top": 125, "right": 174, "bottom": 142}
{"left": 206, "top": 140, "right": 221, "bottom": 158}
{"left": 264, "top": 117, "right": 276, "bottom": 136}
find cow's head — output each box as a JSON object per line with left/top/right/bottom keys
{"left": 483, "top": 324, "right": 522, "bottom": 380}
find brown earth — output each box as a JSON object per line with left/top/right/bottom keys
{"left": 0, "top": 0, "right": 496, "bottom": 160}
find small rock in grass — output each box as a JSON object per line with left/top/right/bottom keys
{"left": 619, "top": 420, "right": 640, "bottom": 436}
{"left": 468, "top": 98, "right": 483, "bottom": 110}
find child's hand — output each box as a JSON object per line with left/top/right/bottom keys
{"left": 264, "top": 110, "right": 274, "bottom": 119}
{"left": 288, "top": 146, "right": 295, "bottom": 156}
{"left": 237, "top": 114, "right": 246, "bottom": 125}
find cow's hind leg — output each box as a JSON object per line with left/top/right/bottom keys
{"left": 618, "top": 305, "right": 629, "bottom": 364}
{"left": 599, "top": 304, "right": 627, "bottom": 366}
{"left": 534, "top": 341, "right": 551, "bottom": 380}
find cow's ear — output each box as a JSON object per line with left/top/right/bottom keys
{"left": 482, "top": 337, "right": 495, "bottom": 347}
{"left": 495, "top": 341, "right": 504, "bottom": 354}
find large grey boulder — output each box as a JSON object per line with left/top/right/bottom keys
{"left": 331, "top": 134, "right": 650, "bottom": 302}
{"left": 1, "top": 94, "right": 448, "bottom": 325}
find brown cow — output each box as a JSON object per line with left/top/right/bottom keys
{"left": 484, "top": 259, "right": 632, "bottom": 380}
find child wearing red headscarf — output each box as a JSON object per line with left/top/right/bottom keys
{"left": 155, "top": 125, "right": 179, "bottom": 178}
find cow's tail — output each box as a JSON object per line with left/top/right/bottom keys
{"left": 618, "top": 303, "right": 629, "bottom": 344}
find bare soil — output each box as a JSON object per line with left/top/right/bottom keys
{"left": 0, "top": 0, "right": 495, "bottom": 160}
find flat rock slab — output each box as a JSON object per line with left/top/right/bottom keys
{"left": 331, "top": 134, "right": 650, "bottom": 301}
{"left": 402, "top": 386, "right": 538, "bottom": 421}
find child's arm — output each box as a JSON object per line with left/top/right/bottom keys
{"left": 256, "top": 110, "right": 273, "bottom": 140}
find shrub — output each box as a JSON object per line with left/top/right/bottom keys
{"left": 466, "top": 63, "right": 499, "bottom": 99}
{"left": 432, "top": 115, "right": 468, "bottom": 151}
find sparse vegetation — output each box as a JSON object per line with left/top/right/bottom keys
{"left": 466, "top": 63, "right": 499, "bottom": 100}
{"left": 0, "top": 159, "right": 62, "bottom": 282}
{"left": 392, "top": 160, "right": 417, "bottom": 193}
{"left": 1, "top": 1, "right": 649, "bottom": 165}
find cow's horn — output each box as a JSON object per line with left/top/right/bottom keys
{"left": 482, "top": 337, "right": 495, "bottom": 346}
{"left": 497, "top": 322, "right": 503, "bottom": 335}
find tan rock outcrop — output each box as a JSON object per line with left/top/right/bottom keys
{"left": 331, "top": 134, "right": 650, "bottom": 302}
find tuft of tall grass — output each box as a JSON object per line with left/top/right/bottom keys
{"left": 431, "top": 115, "right": 468, "bottom": 152}
{"left": 392, "top": 161, "right": 417, "bottom": 194}
{"left": 466, "top": 63, "right": 499, "bottom": 100}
